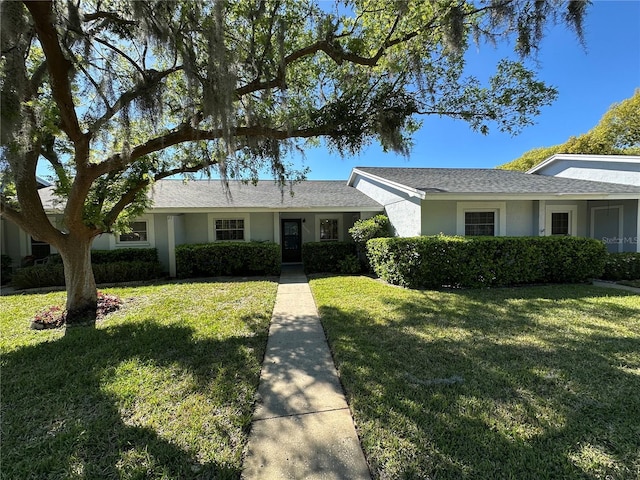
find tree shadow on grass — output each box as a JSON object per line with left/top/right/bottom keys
{"left": 2, "top": 318, "right": 268, "bottom": 479}
{"left": 316, "top": 285, "right": 640, "bottom": 479}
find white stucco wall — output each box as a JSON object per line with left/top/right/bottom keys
{"left": 505, "top": 201, "right": 535, "bottom": 236}
{"left": 352, "top": 176, "right": 422, "bottom": 237}
{"left": 421, "top": 200, "right": 456, "bottom": 235}
{"left": 534, "top": 159, "right": 640, "bottom": 186}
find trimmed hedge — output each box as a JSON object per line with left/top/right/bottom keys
{"left": 602, "top": 253, "right": 640, "bottom": 281}
{"left": 10, "top": 248, "right": 163, "bottom": 289}
{"left": 367, "top": 235, "right": 607, "bottom": 289}
{"left": 302, "top": 241, "right": 359, "bottom": 274}
{"left": 11, "top": 261, "right": 163, "bottom": 290}
{"left": 176, "top": 242, "right": 280, "bottom": 278}
{"left": 91, "top": 248, "right": 159, "bottom": 264}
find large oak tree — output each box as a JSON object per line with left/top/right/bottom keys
{"left": 1, "top": 0, "right": 587, "bottom": 325}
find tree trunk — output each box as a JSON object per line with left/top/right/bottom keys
{"left": 59, "top": 236, "right": 98, "bottom": 327}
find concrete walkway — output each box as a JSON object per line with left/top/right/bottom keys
{"left": 242, "top": 266, "right": 371, "bottom": 479}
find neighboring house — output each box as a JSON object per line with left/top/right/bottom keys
{"left": 348, "top": 154, "right": 640, "bottom": 254}
{"left": 1, "top": 176, "right": 52, "bottom": 264}
{"left": 3, "top": 180, "right": 383, "bottom": 276}
{"left": 1, "top": 154, "right": 639, "bottom": 277}
{"left": 527, "top": 154, "right": 640, "bottom": 186}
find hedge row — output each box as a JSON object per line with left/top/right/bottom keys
{"left": 91, "top": 248, "right": 159, "bottom": 264}
{"left": 367, "top": 235, "right": 608, "bottom": 289}
{"left": 11, "top": 261, "right": 164, "bottom": 290}
{"left": 176, "top": 242, "right": 280, "bottom": 278}
{"left": 302, "top": 242, "right": 360, "bottom": 274}
{"left": 602, "top": 253, "right": 640, "bottom": 281}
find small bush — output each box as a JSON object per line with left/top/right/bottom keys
{"left": 302, "top": 242, "right": 359, "bottom": 274}
{"left": 1, "top": 254, "right": 12, "bottom": 285}
{"left": 338, "top": 254, "right": 362, "bottom": 274}
{"left": 602, "top": 253, "right": 640, "bottom": 280}
{"left": 94, "top": 261, "right": 164, "bottom": 284}
{"left": 91, "top": 248, "right": 158, "bottom": 264}
{"left": 367, "top": 235, "right": 607, "bottom": 289}
{"left": 11, "top": 265, "right": 66, "bottom": 290}
{"left": 11, "top": 261, "right": 163, "bottom": 290}
{"left": 176, "top": 242, "right": 280, "bottom": 278}
{"left": 349, "top": 215, "right": 391, "bottom": 271}
{"left": 349, "top": 215, "right": 391, "bottom": 244}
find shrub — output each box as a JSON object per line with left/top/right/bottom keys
{"left": 176, "top": 242, "right": 280, "bottom": 278}
{"left": 349, "top": 215, "right": 391, "bottom": 244}
{"left": 602, "top": 253, "right": 640, "bottom": 280}
{"left": 302, "top": 242, "right": 359, "bottom": 274}
{"left": 91, "top": 248, "right": 158, "bottom": 264}
{"left": 349, "top": 214, "right": 392, "bottom": 271}
{"left": 1, "top": 254, "right": 12, "bottom": 285}
{"left": 338, "top": 254, "right": 362, "bottom": 274}
{"left": 11, "top": 265, "right": 66, "bottom": 290}
{"left": 93, "top": 261, "right": 164, "bottom": 284}
{"left": 11, "top": 261, "right": 164, "bottom": 290}
{"left": 367, "top": 235, "right": 607, "bottom": 289}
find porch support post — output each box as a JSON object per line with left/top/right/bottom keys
{"left": 538, "top": 200, "right": 546, "bottom": 236}
{"left": 168, "top": 215, "right": 177, "bottom": 277}
{"left": 273, "top": 213, "right": 281, "bottom": 244}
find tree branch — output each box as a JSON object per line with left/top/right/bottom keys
{"left": 88, "top": 66, "right": 183, "bottom": 134}
{"left": 25, "top": 1, "right": 84, "bottom": 144}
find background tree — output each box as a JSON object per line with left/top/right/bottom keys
{"left": 499, "top": 89, "right": 640, "bottom": 171}
{"left": 1, "top": 0, "right": 588, "bottom": 325}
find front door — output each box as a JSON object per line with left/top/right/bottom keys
{"left": 282, "top": 219, "right": 302, "bottom": 262}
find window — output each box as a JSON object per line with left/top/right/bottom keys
{"left": 119, "top": 221, "right": 148, "bottom": 242}
{"left": 319, "top": 219, "right": 339, "bottom": 241}
{"left": 457, "top": 202, "right": 505, "bottom": 237}
{"left": 465, "top": 212, "right": 495, "bottom": 236}
{"left": 215, "top": 219, "right": 245, "bottom": 241}
{"left": 551, "top": 212, "right": 569, "bottom": 235}
{"left": 545, "top": 205, "right": 577, "bottom": 237}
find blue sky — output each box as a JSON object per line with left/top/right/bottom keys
{"left": 299, "top": 0, "right": 640, "bottom": 179}
{"left": 35, "top": 1, "right": 639, "bottom": 182}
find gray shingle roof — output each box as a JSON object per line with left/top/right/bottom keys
{"left": 148, "top": 179, "right": 382, "bottom": 209}
{"left": 355, "top": 167, "right": 640, "bottom": 195}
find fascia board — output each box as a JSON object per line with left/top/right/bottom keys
{"left": 349, "top": 168, "right": 426, "bottom": 199}
{"left": 148, "top": 205, "right": 383, "bottom": 214}
{"left": 527, "top": 154, "right": 640, "bottom": 174}
{"left": 421, "top": 193, "right": 640, "bottom": 201}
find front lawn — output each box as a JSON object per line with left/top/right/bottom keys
{"left": 310, "top": 277, "right": 640, "bottom": 480}
{"left": 0, "top": 280, "right": 278, "bottom": 479}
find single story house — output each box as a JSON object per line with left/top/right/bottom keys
{"left": 1, "top": 154, "right": 639, "bottom": 276}
{"left": 348, "top": 154, "right": 640, "bottom": 254}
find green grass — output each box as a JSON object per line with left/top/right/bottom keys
{"left": 0, "top": 280, "right": 278, "bottom": 480}
{"left": 310, "top": 277, "right": 640, "bottom": 480}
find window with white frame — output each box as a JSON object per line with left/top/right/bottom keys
{"left": 315, "top": 215, "right": 342, "bottom": 242}
{"left": 118, "top": 221, "right": 148, "bottom": 243}
{"left": 319, "top": 218, "right": 339, "bottom": 241}
{"left": 465, "top": 211, "right": 495, "bottom": 236}
{"left": 214, "top": 218, "right": 245, "bottom": 241}
{"left": 457, "top": 202, "right": 505, "bottom": 237}
{"left": 111, "top": 216, "right": 155, "bottom": 248}
{"left": 550, "top": 212, "right": 569, "bottom": 235}
{"left": 545, "top": 205, "right": 577, "bottom": 236}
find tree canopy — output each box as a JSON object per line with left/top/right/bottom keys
{"left": 0, "top": 0, "right": 589, "bottom": 323}
{"left": 498, "top": 89, "right": 640, "bottom": 171}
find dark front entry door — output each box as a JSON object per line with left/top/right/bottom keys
{"left": 282, "top": 219, "right": 302, "bottom": 262}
